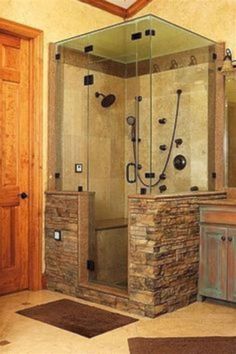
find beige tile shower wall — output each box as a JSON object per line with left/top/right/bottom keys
{"left": 89, "top": 71, "right": 125, "bottom": 220}
{"left": 61, "top": 64, "right": 88, "bottom": 191}
{"left": 125, "top": 63, "right": 209, "bottom": 207}
{"left": 228, "top": 102, "right": 236, "bottom": 186}
{"left": 60, "top": 64, "right": 126, "bottom": 221}
{"left": 124, "top": 76, "right": 149, "bottom": 215}
{"left": 151, "top": 63, "right": 209, "bottom": 194}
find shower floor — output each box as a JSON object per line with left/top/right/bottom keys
{"left": 89, "top": 219, "right": 128, "bottom": 290}
{"left": 90, "top": 279, "right": 128, "bottom": 290}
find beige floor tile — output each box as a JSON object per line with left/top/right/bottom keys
{"left": 0, "top": 290, "right": 236, "bottom": 354}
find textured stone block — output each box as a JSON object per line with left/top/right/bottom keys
{"left": 128, "top": 193, "right": 226, "bottom": 317}
{"left": 45, "top": 191, "right": 225, "bottom": 319}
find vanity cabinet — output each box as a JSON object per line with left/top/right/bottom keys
{"left": 227, "top": 228, "right": 236, "bottom": 302}
{"left": 199, "top": 203, "right": 236, "bottom": 303}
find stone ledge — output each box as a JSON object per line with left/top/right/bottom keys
{"left": 128, "top": 191, "right": 226, "bottom": 200}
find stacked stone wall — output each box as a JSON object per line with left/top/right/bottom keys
{"left": 45, "top": 191, "right": 226, "bottom": 317}
{"left": 128, "top": 193, "right": 226, "bottom": 317}
{"left": 45, "top": 194, "right": 78, "bottom": 295}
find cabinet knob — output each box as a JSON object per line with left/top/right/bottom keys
{"left": 221, "top": 236, "right": 226, "bottom": 241}
{"left": 228, "top": 237, "right": 233, "bottom": 242}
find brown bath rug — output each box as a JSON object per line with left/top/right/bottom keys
{"left": 128, "top": 336, "right": 236, "bottom": 354}
{"left": 17, "top": 299, "right": 137, "bottom": 338}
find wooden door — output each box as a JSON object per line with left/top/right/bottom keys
{"left": 227, "top": 228, "right": 236, "bottom": 302}
{"left": 199, "top": 225, "right": 227, "bottom": 300}
{"left": 0, "top": 32, "right": 30, "bottom": 295}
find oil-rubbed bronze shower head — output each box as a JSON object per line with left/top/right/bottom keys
{"left": 95, "top": 92, "right": 116, "bottom": 108}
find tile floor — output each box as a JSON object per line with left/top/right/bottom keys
{"left": 0, "top": 290, "right": 236, "bottom": 354}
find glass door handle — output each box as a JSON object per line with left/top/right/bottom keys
{"left": 126, "top": 163, "right": 136, "bottom": 183}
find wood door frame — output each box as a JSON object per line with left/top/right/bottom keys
{"left": 0, "top": 18, "right": 43, "bottom": 290}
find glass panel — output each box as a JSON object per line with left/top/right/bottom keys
{"left": 54, "top": 14, "right": 217, "bottom": 290}
{"left": 54, "top": 46, "right": 63, "bottom": 191}
{"left": 86, "top": 54, "right": 128, "bottom": 289}
{"left": 134, "top": 17, "right": 152, "bottom": 194}
{"left": 58, "top": 14, "right": 215, "bottom": 63}
{"left": 226, "top": 77, "right": 236, "bottom": 187}
{"left": 55, "top": 44, "right": 89, "bottom": 192}
{"left": 149, "top": 18, "right": 216, "bottom": 194}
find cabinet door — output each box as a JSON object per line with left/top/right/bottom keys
{"left": 227, "top": 228, "right": 236, "bottom": 302}
{"left": 199, "top": 225, "right": 227, "bottom": 300}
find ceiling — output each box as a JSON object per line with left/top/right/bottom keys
{"left": 79, "top": 0, "right": 152, "bottom": 18}
{"left": 106, "top": 0, "right": 137, "bottom": 9}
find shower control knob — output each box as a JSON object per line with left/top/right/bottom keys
{"left": 135, "top": 96, "right": 142, "bottom": 102}
{"left": 190, "top": 186, "right": 199, "bottom": 191}
{"left": 173, "top": 155, "right": 187, "bottom": 170}
{"left": 159, "top": 173, "right": 166, "bottom": 180}
{"left": 175, "top": 138, "right": 183, "bottom": 147}
{"left": 159, "top": 144, "right": 167, "bottom": 151}
{"left": 159, "top": 185, "right": 167, "bottom": 193}
{"left": 158, "top": 118, "right": 167, "bottom": 124}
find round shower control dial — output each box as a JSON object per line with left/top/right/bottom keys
{"left": 173, "top": 155, "right": 187, "bottom": 170}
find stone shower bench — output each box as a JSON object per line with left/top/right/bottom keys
{"left": 95, "top": 218, "right": 128, "bottom": 231}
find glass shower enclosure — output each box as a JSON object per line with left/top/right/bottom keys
{"left": 54, "top": 15, "right": 217, "bottom": 291}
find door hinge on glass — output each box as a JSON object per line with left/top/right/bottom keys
{"left": 55, "top": 53, "right": 61, "bottom": 60}
{"left": 84, "top": 45, "right": 93, "bottom": 53}
{"left": 84, "top": 75, "right": 94, "bottom": 86}
{"left": 212, "top": 53, "right": 217, "bottom": 60}
{"left": 87, "top": 260, "right": 95, "bottom": 271}
{"left": 145, "top": 29, "right": 156, "bottom": 36}
{"left": 145, "top": 172, "right": 155, "bottom": 179}
{"left": 131, "top": 32, "right": 142, "bottom": 41}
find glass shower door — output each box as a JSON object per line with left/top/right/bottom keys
{"left": 86, "top": 41, "right": 128, "bottom": 289}
{"left": 85, "top": 16, "right": 154, "bottom": 290}
{"left": 125, "top": 17, "right": 153, "bottom": 196}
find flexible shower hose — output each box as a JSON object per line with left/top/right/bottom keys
{"left": 132, "top": 89, "right": 182, "bottom": 189}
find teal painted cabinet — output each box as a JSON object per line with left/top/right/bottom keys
{"left": 199, "top": 203, "right": 236, "bottom": 303}
{"left": 227, "top": 229, "right": 236, "bottom": 302}
{"left": 199, "top": 225, "right": 227, "bottom": 300}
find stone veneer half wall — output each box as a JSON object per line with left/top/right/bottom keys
{"left": 128, "top": 191, "right": 226, "bottom": 317}
{"left": 45, "top": 191, "right": 226, "bottom": 317}
{"left": 45, "top": 191, "right": 94, "bottom": 294}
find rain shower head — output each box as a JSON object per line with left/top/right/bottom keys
{"left": 95, "top": 92, "right": 116, "bottom": 108}
{"left": 126, "top": 116, "right": 136, "bottom": 126}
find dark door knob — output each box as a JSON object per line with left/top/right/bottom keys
{"left": 20, "top": 192, "right": 28, "bottom": 199}
{"left": 228, "top": 237, "right": 233, "bottom": 242}
{"left": 221, "top": 236, "right": 226, "bottom": 241}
